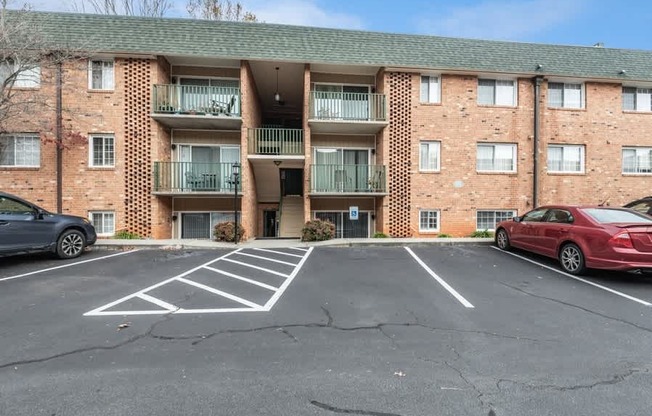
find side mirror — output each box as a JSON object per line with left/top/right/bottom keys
{"left": 34, "top": 208, "right": 46, "bottom": 220}
{"left": 513, "top": 216, "right": 521, "bottom": 223}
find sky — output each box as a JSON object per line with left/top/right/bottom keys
{"left": 19, "top": 0, "right": 652, "bottom": 51}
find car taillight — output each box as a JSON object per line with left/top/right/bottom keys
{"left": 609, "top": 231, "right": 634, "bottom": 249}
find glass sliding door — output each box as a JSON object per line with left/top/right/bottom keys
{"left": 342, "top": 85, "right": 369, "bottom": 120}
{"left": 315, "top": 211, "right": 370, "bottom": 238}
{"left": 181, "top": 213, "right": 211, "bottom": 239}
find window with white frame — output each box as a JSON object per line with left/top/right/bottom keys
{"left": 476, "top": 143, "right": 517, "bottom": 172}
{"left": 622, "top": 147, "right": 652, "bottom": 174}
{"left": 622, "top": 87, "right": 652, "bottom": 112}
{"left": 0, "top": 133, "right": 40, "bottom": 167}
{"left": 547, "top": 144, "right": 585, "bottom": 173}
{"left": 0, "top": 60, "right": 40, "bottom": 88}
{"left": 420, "top": 75, "right": 440, "bottom": 103}
{"left": 419, "top": 209, "right": 440, "bottom": 232}
{"left": 548, "top": 82, "right": 583, "bottom": 109}
{"left": 90, "top": 134, "right": 115, "bottom": 167}
{"left": 477, "top": 210, "right": 516, "bottom": 231}
{"left": 478, "top": 79, "right": 516, "bottom": 106}
{"left": 89, "top": 211, "right": 115, "bottom": 236}
{"left": 419, "top": 141, "right": 441, "bottom": 171}
{"left": 88, "top": 59, "right": 114, "bottom": 90}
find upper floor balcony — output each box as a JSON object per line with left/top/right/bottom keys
{"left": 152, "top": 161, "right": 241, "bottom": 196}
{"left": 247, "top": 128, "right": 304, "bottom": 157}
{"left": 308, "top": 91, "right": 388, "bottom": 134}
{"left": 309, "top": 164, "right": 387, "bottom": 196}
{"left": 151, "top": 84, "right": 242, "bottom": 130}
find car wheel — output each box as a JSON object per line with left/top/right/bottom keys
{"left": 559, "top": 243, "right": 586, "bottom": 275}
{"left": 495, "top": 228, "right": 511, "bottom": 250}
{"left": 56, "top": 229, "right": 86, "bottom": 259}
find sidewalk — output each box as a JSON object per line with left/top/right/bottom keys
{"left": 91, "top": 237, "right": 494, "bottom": 250}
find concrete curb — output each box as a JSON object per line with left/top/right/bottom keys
{"left": 91, "top": 237, "right": 495, "bottom": 250}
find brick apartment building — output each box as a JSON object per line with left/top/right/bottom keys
{"left": 1, "top": 11, "right": 651, "bottom": 240}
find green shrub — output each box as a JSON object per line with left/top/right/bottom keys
{"left": 437, "top": 233, "right": 452, "bottom": 238}
{"left": 214, "top": 221, "right": 245, "bottom": 242}
{"left": 372, "top": 232, "right": 388, "bottom": 238}
{"left": 113, "top": 229, "right": 141, "bottom": 239}
{"left": 470, "top": 230, "right": 493, "bottom": 238}
{"left": 301, "top": 219, "right": 335, "bottom": 242}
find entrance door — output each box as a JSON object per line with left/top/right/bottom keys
{"left": 281, "top": 168, "right": 303, "bottom": 196}
{"left": 263, "top": 210, "right": 277, "bottom": 237}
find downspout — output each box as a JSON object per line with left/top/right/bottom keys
{"left": 56, "top": 59, "right": 63, "bottom": 213}
{"left": 532, "top": 76, "right": 543, "bottom": 208}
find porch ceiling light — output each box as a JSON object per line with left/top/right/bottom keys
{"left": 274, "top": 67, "right": 282, "bottom": 103}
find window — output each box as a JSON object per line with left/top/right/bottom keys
{"left": 90, "top": 134, "right": 115, "bottom": 167}
{"left": 623, "top": 87, "right": 652, "bottom": 112}
{"left": 419, "top": 210, "right": 440, "bottom": 232}
{"left": 89, "top": 211, "right": 115, "bottom": 236}
{"left": 0, "top": 133, "right": 40, "bottom": 167}
{"left": 419, "top": 141, "right": 440, "bottom": 171}
{"left": 522, "top": 208, "right": 548, "bottom": 222}
{"left": 476, "top": 210, "right": 516, "bottom": 231}
{"left": 622, "top": 147, "right": 652, "bottom": 174}
{"left": 548, "top": 82, "right": 583, "bottom": 109}
{"left": 420, "top": 75, "right": 440, "bottom": 103}
{"left": 545, "top": 209, "right": 573, "bottom": 224}
{"left": 478, "top": 79, "right": 515, "bottom": 106}
{"left": 547, "top": 145, "right": 585, "bottom": 173}
{"left": 314, "top": 211, "right": 370, "bottom": 238}
{"left": 477, "top": 143, "right": 516, "bottom": 172}
{"left": 88, "top": 60, "right": 114, "bottom": 90}
{"left": 0, "top": 60, "right": 40, "bottom": 88}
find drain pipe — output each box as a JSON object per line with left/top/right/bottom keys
{"left": 56, "top": 59, "right": 63, "bottom": 213}
{"left": 532, "top": 76, "right": 543, "bottom": 208}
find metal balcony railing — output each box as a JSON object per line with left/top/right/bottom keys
{"left": 309, "top": 91, "right": 387, "bottom": 122}
{"left": 152, "top": 85, "right": 241, "bottom": 116}
{"left": 310, "top": 164, "right": 387, "bottom": 193}
{"left": 247, "top": 128, "right": 304, "bottom": 155}
{"left": 153, "top": 162, "right": 239, "bottom": 193}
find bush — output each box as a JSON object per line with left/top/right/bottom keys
{"left": 113, "top": 229, "right": 141, "bottom": 239}
{"left": 470, "top": 230, "right": 493, "bottom": 238}
{"left": 437, "top": 233, "right": 452, "bottom": 238}
{"left": 301, "top": 219, "right": 335, "bottom": 242}
{"left": 372, "top": 232, "right": 388, "bottom": 238}
{"left": 214, "top": 221, "right": 245, "bottom": 242}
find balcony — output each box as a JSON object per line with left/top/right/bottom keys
{"left": 152, "top": 162, "right": 241, "bottom": 196}
{"left": 310, "top": 164, "right": 387, "bottom": 196}
{"left": 248, "top": 128, "right": 304, "bottom": 156}
{"left": 308, "top": 91, "right": 388, "bottom": 134}
{"left": 151, "top": 84, "right": 242, "bottom": 130}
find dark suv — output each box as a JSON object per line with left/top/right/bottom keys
{"left": 0, "top": 192, "right": 97, "bottom": 259}
{"left": 625, "top": 196, "right": 652, "bottom": 217}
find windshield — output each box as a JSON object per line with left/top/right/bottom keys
{"left": 582, "top": 208, "right": 652, "bottom": 224}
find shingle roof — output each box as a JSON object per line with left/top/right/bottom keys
{"left": 11, "top": 10, "right": 652, "bottom": 82}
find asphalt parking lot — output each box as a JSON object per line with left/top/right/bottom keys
{"left": 2, "top": 244, "right": 652, "bottom": 416}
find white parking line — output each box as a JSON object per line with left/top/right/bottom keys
{"left": 235, "top": 252, "right": 298, "bottom": 266}
{"left": 137, "top": 293, "right": 178, "bottom": 311}
{"left": 288, "top": 247, "right": 309, "bottom": 252}
{"left": 204, "top": 266, "right": 279, "bottom": 291}
{"left": 491, "top": 246, "right": 652, "bottom": 307}
{"left": 405, "top": 247, "right": 475, "bottom": 309}
{"left": 0, "top": 250, "right": 140, "bottom": 283}
{"left": 222, "top": 258, "right": 290, "bottom": 277}
{"left": 263, "top": 247, "right": 314, "bottom": 311}
{"left": 176, "top": 277, "right": 263, "bottom": 309}
{"left": 253, "top": 248, "right": 305, "bottom": 258}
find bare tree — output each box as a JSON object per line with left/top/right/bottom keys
{"left": 186, "top": 0, "right": 257, "bottom": 22}
{"left": 71, "top": 0, "right": 172, "bottom": 17}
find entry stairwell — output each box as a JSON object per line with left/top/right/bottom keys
{"left": 278, "top": 196, "right": 304, "bottom": 238}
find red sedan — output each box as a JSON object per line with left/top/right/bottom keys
{"left": 495, "top": 206, "right": 652, "bottom": 275}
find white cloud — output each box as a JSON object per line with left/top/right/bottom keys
{"left": 416, "top": 0, "right": 587, "bottom": 40}
{"left": 244, "top": 0, "right": 365, "bottom": 29}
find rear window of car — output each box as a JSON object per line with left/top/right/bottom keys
{"left": 582, "top": 208, "right": 652, "bottom": 224}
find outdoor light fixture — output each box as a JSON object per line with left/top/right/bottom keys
{"left": 273, "top": 160, "right": 282, "bottom": 166}
{"left": 231, "top": 162, "right": 241, "bottom": 244}
{"left": 274, "top": 67, "right": 282, "bottom": 103}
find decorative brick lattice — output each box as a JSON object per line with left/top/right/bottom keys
{"left": 388, "top": 73, "right": 412, "bottom": 237}
{"left": 124, "top": 59, "right": 152, "bottom": 237}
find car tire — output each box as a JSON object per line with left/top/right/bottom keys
{"left": 559, "top": 243, "right": 587, "bottom": 275}
{"left": 56, "top": 229, "right": 86, "bottom": 259}
{"left": 495, "top": 228, "right": 511, "bottom": 250}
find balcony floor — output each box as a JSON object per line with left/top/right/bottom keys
{"left": 151, "top": 113, "right": 242, "bottom": 130}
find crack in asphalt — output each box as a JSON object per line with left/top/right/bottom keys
{"left": 500, "top": 282, "right": 652, "bottom": 334}
{"left": 0, "top": 312, "right": 175, "bottom": 371}
{"left": 0, "top": 306, "right": 542, "bottom": 370}
{"left": 310, "top": 400, "right": 402, "bottom": 416}
{"left": 496, "top": 368, "right": 647, "bottom": 392}
{"left": 278, "top": 327, "right": 299, "bottom": 343}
